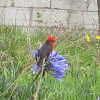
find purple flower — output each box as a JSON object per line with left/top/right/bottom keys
{"left": 30, "top": 64, "right": 40, "bottom": 74}
{"left": 31, "top": 43, "right": 68, "bottom": 81}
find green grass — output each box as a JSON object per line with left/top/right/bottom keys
{"left": 0, "top": 25, "right": 100, "bottom": 100}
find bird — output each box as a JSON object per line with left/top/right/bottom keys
{"left": 37, "top": 36, "right": 56, "bottom": 67}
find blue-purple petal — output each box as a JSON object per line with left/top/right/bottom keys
{"left": 38, "top": 43, "right": 43, "bottom": 48}
{"left": 31, "top": 49, "right": 35, "bottom": 58}
{"left": 97, "top": 97, "right": 100, "bottom": 100}
{"left": 51, "top": 73, "right": 64, "bottom": 81}
{"left": 30, "top": 64, "right": 40, "bottom": 74}
{"left": 50, "top": 51, "right": 58, "bottom": 57}
{"left": 33, "top": 71, "right": 36, "bottom": 75}
{"left": 51, "top": 55, "right": 66, "bottom": 60}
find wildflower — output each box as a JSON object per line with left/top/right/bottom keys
{"left": 31, "top": 43, "right": 68, "bottom": 81}
{"left": 38, "top": 41, "right": 41, "bottom": 44}
{"left": 86, "top": 36, "right": 90, "bottom": 42}
{"left": 96, "top": 36, "right": 100, "bottom": 39}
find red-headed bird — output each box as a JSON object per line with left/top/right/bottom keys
{"left": 37, "top": 36, "right": 55, "bottom": 67}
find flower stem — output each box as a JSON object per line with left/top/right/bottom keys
{"left": 34, "top": 58, "right": 45, "bottom": 100}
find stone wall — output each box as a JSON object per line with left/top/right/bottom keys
{"left": 0, "top": 0, "right": 99, "bottom": 30}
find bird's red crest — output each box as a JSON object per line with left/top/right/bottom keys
{"left": 47, "top": 36, "right": 55, "bottom": 53}
{"left": 47, "top": 36, "right": 55, "bottom": 41}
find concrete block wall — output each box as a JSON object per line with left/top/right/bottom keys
{"left": 0, "top": 0, "right": 99, "bottom": 30}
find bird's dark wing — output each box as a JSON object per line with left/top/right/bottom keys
{"left": 39, "top": 44, "right": 52, "bottom": 57}
{"left": 37, "top": 44, "right": 52, "bottom": 67}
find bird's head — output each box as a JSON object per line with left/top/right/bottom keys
{"left": 47, "top": 36, "right": 56, "bottom": 45}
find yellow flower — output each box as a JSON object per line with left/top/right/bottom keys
{"left": 96, "top": 36, "right": 100, "bottom": 39}
{"left": 38, "top": 42, "right": 41, "bottom": 44}
{"left": 86, "top": 36, "right": 90, "bottom": 42}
